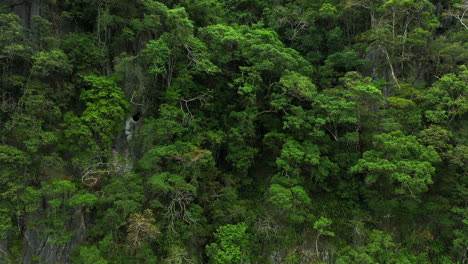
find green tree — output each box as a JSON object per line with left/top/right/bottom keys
{"left": 313, "top": 217, "right": 335, "bottom": 257}
{"left": 31, "top": 49, "right": 72, "bottom": 78}
{"left": 351, "top": 131, "right": 440, "bottom": 198}
{"left": 206, "top": 223, "right": 251, "bottom": 264}
{"left": 266, "top": 181, "right": 313, "bottom": 224}
{"left": 126, "top": 209, "right": 160, "bottom": 249}
{"left": 336, "top": 229, "right": 429, "bottom": 264}
{"left": 63, "top": 75, "right": 128, "bottom": 155}
{"left": 73, "top": 246, "right": 108, "bottom": 264}
{"left": 424, "top": 66, "right": 468, "bottom": 123}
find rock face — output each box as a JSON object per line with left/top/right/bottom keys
{"left": 0, "top": 232, "right": 12, "bottom": 262}
{"left": 125, "top": 112, "right": 141, "bottom": 141}
{"left": 0, "top": 207, "right": 86, "bottom": 264}
{"left": 21, "top": 208, "right": 86, "bottom": 264}
{"left": 4, "top": 0, "right": 45, "bottom": 28}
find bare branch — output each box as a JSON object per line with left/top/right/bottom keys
{"left": 450, "top": 8, "right": 468, "bottom": 30}
{"left": 130, "top": 91, "right": 144, "bottom": 106}
{"left": 179, "top": 91, "right": 211, "bottom": 120}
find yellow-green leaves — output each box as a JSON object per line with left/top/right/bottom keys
{"left": 126, "top": 209, "right": 159, "bottom": 249}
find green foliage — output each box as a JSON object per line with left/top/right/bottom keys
{"left": 276, "top": 138, "right": 336, "bottom": 181}
{"left": 351, "top": 131, "right": 441, "bottom": 197}
{"left": 30, "top": 16, "right": 59, "bottom": 50}
{"left": 73, "top": 246, "right": 108, "bottom": 264}
{"left": 126, "top": 209, "right": 160, "bottom": 249}
{"left": 226, "top": 108, "right": 258, "bottom": 173}
{"left": 0, "top": 13, "right": 29, "bottom": 59}
{"left": 62, "top": 33, "right": 106, "bottom": 71}
{"left": 142, "top": 38, "right": 171, "bottom": 75}
{"left": 31, "top": 49, "right": 72, "bottom": 77}
{"left": 0, "top": 1, "right": 466, "bottom": 263}
{"left": 336, "top": 230, "right": 430, "bottom": 264}
{"left": 67, "top": 193, "right": 98, "bottom": 208}
{"left": 267, "top": 182, "right": 313, "bottom": 224}
{"left": 424, "top": 66, "right": 468, "bottom": 123}
{"left": 206, "top": 223, "right": 251, "bottom": 264}
{"left": 63, "top": 75, "right": 128, "bottom": 156}
{"left": 94, "top": 172, "right": 145, "bottom": 235}
{"left": 80, "top": 75, "right": 129, "bottom": 146}
{"left": 313, "top": 217, "right": 335, "bottom": 237}
{"left": 149, "top": 172, "right": 196, "bottom": 195}
{"left": 279, "top": 71, "right": 316, "bottom": 101}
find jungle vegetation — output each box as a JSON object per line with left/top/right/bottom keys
{"left": 0, "top": 0, "right": 467, "bottom": 263}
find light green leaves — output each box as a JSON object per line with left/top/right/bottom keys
{"left": 424, "top": 66, "right": 468, "bottom": 123}
{"left": 336, "top": 229, "right": 429, "bottom": 264}
{"left": 266, "top": 178, "right": 313, "bottom": 224}
{"left": 31, "top": 49, "right": 72, "bottom": 77}
{"left": 149, "top": 172, "right": 196, "bottom": 195}
{"left": 206, "top": 223, "right": 251, "bottom": 264}
{"left": 351, "top": 131, "right": 440, "bottom": 197}
{"left": 0, "top": 145, "right": 30, "bottom": 165}
{"left": 65, "top": 75, "right": 128, "bottom": 152}
{"left": 276, "top": 138, "right": 336, "bottom": 181}
{"left": 313, "top": 216, "right": 335, "bottom": 237}
{"left": 279, "top": 71, "right": 316, "bottom": 101}
{"left": 142, "top": 38, "right": 171, "bottom": 75}
{"left": 0, "top": 13, "right": 29, "bottom": 59}
{"left": 67, "top": 193, "right": 98, "bottom": 208}
{"left": 74, "top": 246, "right": 108, "bottom": 264}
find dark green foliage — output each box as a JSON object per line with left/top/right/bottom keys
{"left": 62, "top": 33, "right": 106, "bottom": 72}
{"left": 1, "top": 1, "right": 467, "bottom": 263}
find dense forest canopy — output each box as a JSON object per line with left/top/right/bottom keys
{"left": 0, "top": 0, "right": 467, "bottom": 263}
